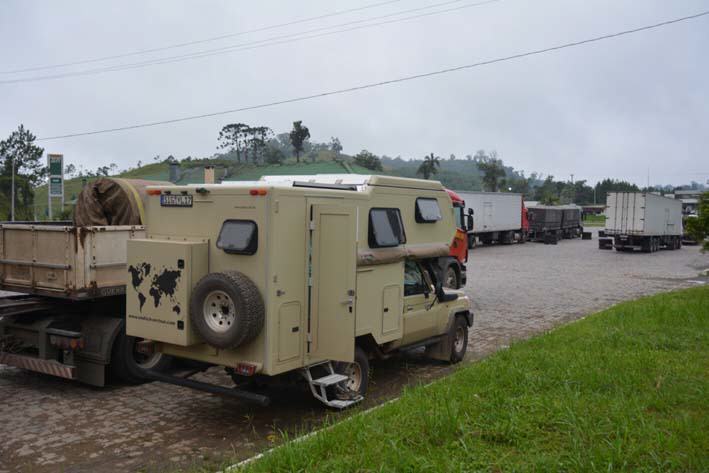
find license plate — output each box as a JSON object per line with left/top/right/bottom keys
{"left": 160, "top": 194, "right": 193, "bottom": 207}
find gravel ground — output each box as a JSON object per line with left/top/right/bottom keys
{"left": 1, "top": 233, "right": 707, "bottom": 472}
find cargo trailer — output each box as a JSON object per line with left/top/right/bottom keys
{"left": 559, "top": 205, "right": 583, "bottom": 239}
{"left": 454, "top": 191, "right": 527, "bottom": 247}
{"left": 601, "top": 192, "right": 683, "bottom": 252}
{"left": 526, "top": 205, "right": 562, "bottom": 242}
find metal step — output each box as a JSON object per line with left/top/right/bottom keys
{"left": 311, "top": 373, "right": 348, "bottom": 387}
{"left": 327, "top": 397, "right": 363, "bottom": 410}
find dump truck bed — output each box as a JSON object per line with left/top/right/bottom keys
{"left": 0, "top": 222, "right": 145, "bottom": 299}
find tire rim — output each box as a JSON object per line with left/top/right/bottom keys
{"left": 445, "top": 267, "right": 457, "bottom": 288}
{"left": 341, "top": 361, "right": 363, "bottom": 393}
{"left": 454, "top": 326, "right": 466, "bottom": 353}
{"left": 203, "top": 290, "right": 236, "bottom": 333}
{"left": 132, "top": 338, "right": 163, "bottom": 369}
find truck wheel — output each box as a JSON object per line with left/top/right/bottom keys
{"left": 110, "top": 332, "right": 172, "bottom": 384}
{"left": 450, "top": 316, "right": 468, "bottom": 363}
{"left": 334, "top": 346, "right": 369, "bottom": 398}
{"left": 190, "top": 271, "right": 264, "bottom": 349}
{"left": 444, "top": 265, "right": 460, "bottom": 289}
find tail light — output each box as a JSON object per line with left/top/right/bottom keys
{"left": 249, "top": 189, "right": 267, "bottom": 196}
{"left": 49, "top": 335, "right": 85, "bottom": 351}
{"left": 235, "top": 362, "right": 256, "bottom": 376}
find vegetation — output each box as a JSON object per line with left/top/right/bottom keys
{"left": 217, "top": 123, "right": 274, "bottom": 164}
{"left": 416, "top": 152, "right": 440, "bottom": 179}
{"left": 352, "top": 150, "right": 383, "bottom": 171}
{"left": 7, "top": 120, "right": 706, "bottom": 220}
{"left": 685, "top": 191, "right": 709, "bottom": 251}
{"left": 476, "top": 150, "right": 506, "bottom": 191}
{"left": 239, "top": 287, "right": 709, "bottom": 472}
{"left": 0, "top": 125, "right": 45, "bottom": 220}
{"left": 582, "top": 213, "right": 605, "bottom": 226}
{"left": 289, "top": 121, "right": 311, "bottom": 163}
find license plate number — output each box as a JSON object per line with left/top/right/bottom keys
{"left": 160, "top": 194, "right": 193, "bottom": 207}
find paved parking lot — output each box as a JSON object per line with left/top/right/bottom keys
{"left": 1, "top": 234, "right": 707, "bottom": 472}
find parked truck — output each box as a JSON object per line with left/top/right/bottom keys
{"left": 559, "top": 205, "right": 583, "bottom": 239}
{"left": 1, "top": 175, "right": 473, "bottom": 409}
{"left": 441, "top": 189, "right": 469, "bottom": 289}
{"left": 527, "top": 205, "right": 562, "bottom": 243}
{"left": 598, "top": 192, "right": 683, "bottom": 252}
{"left": 455, "top": 191, "right": 528, "bottom": 247}
{"left": 0, "top": 222, "right": 171, "bottom": 386}
{"left": 0, "top": 179, "right": 175, "bottom": 386}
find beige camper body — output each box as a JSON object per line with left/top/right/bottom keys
{"left": 126, "top": 175, "right": 472, "bottom": 405}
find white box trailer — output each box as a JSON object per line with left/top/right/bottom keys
{"left": 454, "top": 191, "right": 525, "bottom": 246}
{"left": 601, "top": 192, "right": 683, "bottom": 252}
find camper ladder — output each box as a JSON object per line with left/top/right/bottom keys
{"left": 301, "top": 361, "right": 363, "bottom": 409}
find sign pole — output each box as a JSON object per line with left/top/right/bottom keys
{"left": 47, "top": 153, "right": 64, "bottom": 221}
{"left": 10, "top": 154, "right": 15, "bottom": 221}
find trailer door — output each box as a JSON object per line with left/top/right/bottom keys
{"left": 308, "top": 204, "right": 357, "bottom": 363}
{"left": 483, "top": 202, "right": 493, "bottom": 230}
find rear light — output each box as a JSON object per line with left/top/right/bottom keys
{"left": 235, "top": 362, "right": 256, "bottom": 376}
{"left": 249, "top": 189, "right": 267, "bottom": 196}
{"left": 135, "top": 340, "right": 155, "bottom": 355}
{"left": 49, "top": 335, "right": 85, "bottom": 351}
{"left": 147, "top": 189, "right": 161, "bottom": 196}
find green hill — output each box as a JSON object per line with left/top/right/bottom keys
{"left": 32, "top": 158, "right": 373, "bottom": 220}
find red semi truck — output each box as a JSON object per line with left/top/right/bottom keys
{"left": 440, "top": 189, "right": 469, "bottom": 289}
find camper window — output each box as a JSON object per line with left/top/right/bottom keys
{"left": 415, "top": 198, "right": 442, "bottom": 223}
{"left": 217, "top": 220, "right": 258, "bottom": 255}
{"left": 369, "top": 208, "right": 406, "bottom": 248}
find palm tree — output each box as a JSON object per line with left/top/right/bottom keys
{"left": 417, "top": 153, "right": 441, "bottom": 180}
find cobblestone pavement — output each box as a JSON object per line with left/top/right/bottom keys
{"left": 1, "top": 235, "right": 707, "bottom": 472}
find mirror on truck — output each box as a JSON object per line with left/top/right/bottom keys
{"left": 466, "top": 208, "right": 474, "bottom": 230}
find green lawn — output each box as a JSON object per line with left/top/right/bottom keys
{"left": 583, "top": 213, "right": 606, "bottom": 227}
{"left": 237, "top": 287, "right": 708, "bottom": 472}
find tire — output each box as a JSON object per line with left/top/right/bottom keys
{"left": 110, "top": 331, "right": 172, "bottom": 384}
{"left": 450, "top": 316, "right": 468, "bottom": 363}
{"left": 334, "top": 346, "right": 370, "bottom": 398}
{"left": 444, "top": 265, "right": 460, "bottom": 289}
{"left": 190, "top": 271, "right": 264, "bottom": 349}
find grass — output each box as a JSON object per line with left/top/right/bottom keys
{"left": 583, "top": 213, "right": 606, "bottom": 227}
{"left": 234, "top": 287, "right": 708, "bottom": 472}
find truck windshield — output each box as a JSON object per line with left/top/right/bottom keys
{"left": 454, "top": 206, "right": 464, "bottom": 230}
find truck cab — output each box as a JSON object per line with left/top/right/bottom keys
{"left": 443, "top": 189, "right": 468, "bottom": 289}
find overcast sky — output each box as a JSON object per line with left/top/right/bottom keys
{"left": 1, "top": 0, "right": 708, "bottom": 186}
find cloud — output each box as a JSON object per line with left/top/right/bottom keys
{"left": 1, "top": 0, "right": 707, "bottom": 186}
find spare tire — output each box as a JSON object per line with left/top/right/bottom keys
{"left": 190, "top": 271, "right": 264, "bottom": 349}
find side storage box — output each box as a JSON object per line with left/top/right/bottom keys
{"left": 126, "top": 239, "right": 208, "bottom": 346}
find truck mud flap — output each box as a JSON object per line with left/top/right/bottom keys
{"left": 0, "top": 352, "right": 77, "bottom": 380}
{"left": 143, "top": 369, "right": 271, "bottom": 407}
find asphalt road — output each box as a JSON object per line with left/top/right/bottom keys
{"left": 1, "top": 234, "right": 707, "bottom": 472}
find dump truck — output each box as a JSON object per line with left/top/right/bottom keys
{"left": 599, "top": 192, "right": 683, "bottom": 252}
{"left": 559, "top": 205, "right": 583, "bottom": 239}
{"left": 527, "top": 205, "right": 562, "bottom": 243}
{"left": 126, "top": 174, "right": 473, "bottom": 408}
{"left": 455, "top": 191, "right": 528, "bottom": 246}
{"left": 0, "top": 179, "right": 174, "bottom": 386}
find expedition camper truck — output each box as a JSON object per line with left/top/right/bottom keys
{"left": 126, "top": 175, "right": 473, "bottom": 408}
